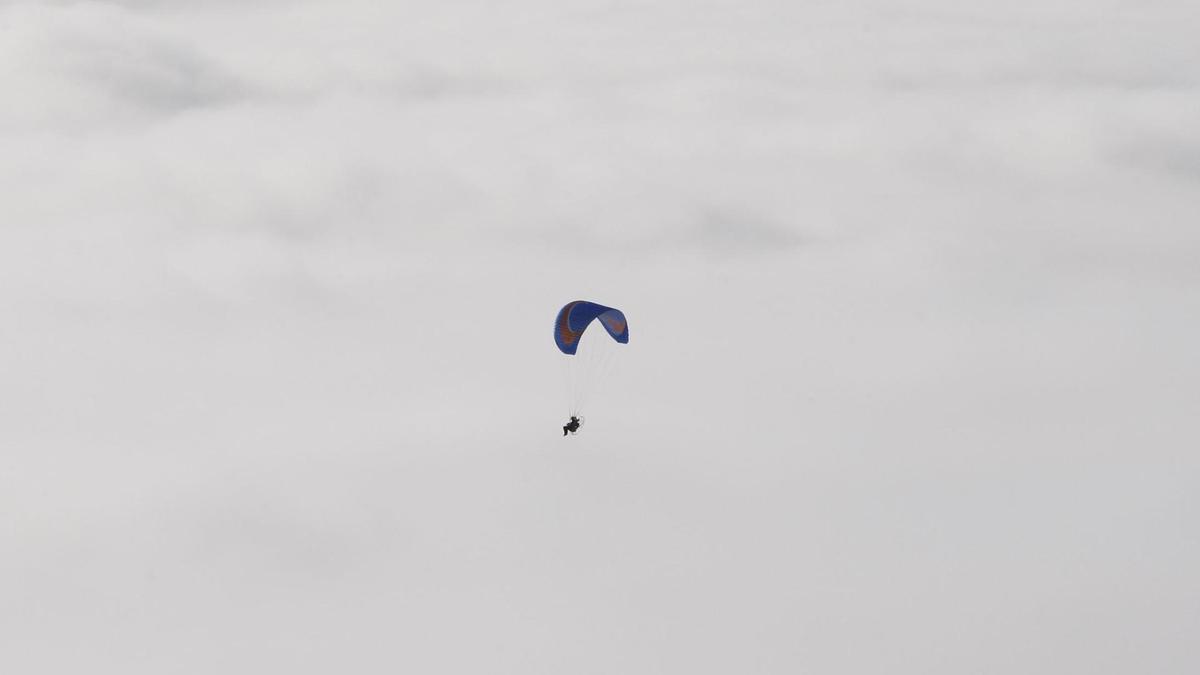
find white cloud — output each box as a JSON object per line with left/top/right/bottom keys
{"left": 2, "top": 1, "right": 1199, "bottom": 673}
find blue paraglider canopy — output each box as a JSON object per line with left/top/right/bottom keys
{"left": 554, "top": 301, "right": 629, "bottom": 355}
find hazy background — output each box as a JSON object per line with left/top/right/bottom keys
{"left": 3, "top": 0, "right": 1198, "bottom": 672}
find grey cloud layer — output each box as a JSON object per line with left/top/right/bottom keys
{"left": 3, "top": 1, "right": 1199, "bottom": 673}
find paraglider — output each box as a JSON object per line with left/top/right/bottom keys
{"left": 554, "top": 300, "right": 628, "bottom": 436}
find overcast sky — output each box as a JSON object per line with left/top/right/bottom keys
{"left": 2, "top": 0, "right": 1198, "bottom": 673}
